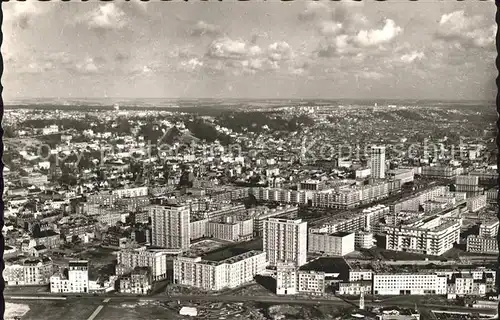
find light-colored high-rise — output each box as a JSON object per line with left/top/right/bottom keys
{"left": 150, "top": 204, "right": 190, "bottom": 250}
{"left": 263, "top": 218, "right": 307, "bottom": 266}
{"left": 370, "top": 146, "right": 386, "bottom": 179}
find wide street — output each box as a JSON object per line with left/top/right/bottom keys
{"left": 6, "top": 292, "right": 497, "bottom": 319}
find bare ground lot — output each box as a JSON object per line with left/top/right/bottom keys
{"left": 11, "top": 300, "right": 99, "bottom": 320}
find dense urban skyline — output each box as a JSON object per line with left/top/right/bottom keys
{"left": 2, "top": 1, "right": 497, "bottom": 101}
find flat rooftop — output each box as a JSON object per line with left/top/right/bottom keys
{"left": 299, "top": 257, "right": 350, "bottom": 280}
{"left": 330, "top": 231, "right": 352, "bottom": 237}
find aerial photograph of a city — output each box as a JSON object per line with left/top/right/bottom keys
{"left": 1, "top": 1, "right": 498, "bottom": 320}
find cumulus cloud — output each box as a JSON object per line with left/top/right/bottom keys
{"left": 82, "top": 3, "right": 127, "bottom": 30}
{"left": 304, "top": 2, "right": 403, "bottom": 59}
{"left": 203, "top": 37, "right": 298, "bottom": 75}
{"left": 436, "top": 10, "right": 495, "bottom": 49}
{"left": 400, "top": 51, "right": 425, "bottom": 64}
{"left": 191, "top": 21, "right": 221, "bottom": 37}
{"left": 354, "top": 19, "right": 402, "bottom": 47}
{"left": 268, "top": 42, "right": 293, "bottom": 61}
{"left": 181, "top": 58, "right": 204, "bottom": 71}
{"left": 75, "top": 58, "right": 99, "bottom": 74}
{"left": 207, "top": 38, "right": 250, "bottom": 60}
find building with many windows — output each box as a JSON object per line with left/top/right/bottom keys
{"left": 263, "top": 218, "right": 307, "bottom": 267}
{"left": 118, "top": 267, "right": 153, "bottom": 295}
{"left": 370, "top": 146, "right": 386, "bottom": 179}
{"left": 387, "top": 168, "right": 414, "bottom": 185}
{"left": 421, "top": 166, "right": 463, "bottom": 179}
{"left": 276, "top": 261, "right": 326, "bottom": 296}
{"left": 466, "top": 235, "right": 498, "bottom": 254}
{"left": 479, "top": 220, "right": 499, "bottom": 238}
{"left": 4, "top": 256, "right": 54, "bottom": 286}
{"left": 455, "top": 175, "right": 483, "bottom": 197}
{"left": 373, "top": 273, "right": 448, "bottom": 295}
{"left": 311, "top": 204, "right": 390, "bottom": 235}
{"left": 173, "top": 250, "right": 266, "bottom": 291}
{"left": 189, "top": 215, "right": 254, "bottom": 242}
{"left": 116, "top": 246, "right": 170, "bottom": 281}
{"left": 466, "top": 194, "right": 487, "bottom": 213}
{"left": 150, "top": 204, "right": 190, "bottom": 250}
{"left": 50, "top": 260, "right": 89, "bottom": 293}
{"left": 276, "top": 261, "right": 298, "bottom": 295}
{"left": 112, "top": 186, "right": 149, "bottom": 198}
{"left": 384, "top": 213, "right": 461, "bottom": 256}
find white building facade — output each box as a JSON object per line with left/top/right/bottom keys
{"left": 263, "top": 218, "right": 307, "bottom": 267}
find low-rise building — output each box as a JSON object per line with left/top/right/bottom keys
{"left": 32, "top": 230, "right": 61, "bottom": 249}
{"left": 119, "top": 267, "right": 153, "bottom": 295}
{"left": 173, "top": 250, "right": 266, "bottom": 291}
{"left": 466, "top": 235, "right": 498, "bottom": 254}
{"left": 50, "top": 260, "right": 89, "bottom": 293}
{"left": 116, "top": 247, "right": 169, "bottom": 281}
{"left": 337, "top": 280, "right": 372, "bottom": 296}
{"left": 276, "top": 261, "right": 326, "bottom": 296}
{"left": 387, "top": 168, "right": 414, "bottom": 185}
{"left": 349, "top": 269, "right": 373, "bottom": 282}
{"left": 373, "top": 273, "right": 448, "bottom": 295}
{"left": 4, "top": 256, "right": 54, "bottom": 286}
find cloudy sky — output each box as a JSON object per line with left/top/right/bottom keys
{"left": 2, "top": 1, "right": 496, "bottom": 101}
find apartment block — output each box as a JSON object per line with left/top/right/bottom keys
{"left": 263, "top": 218, "right": 307, "bottom": 267}
{"left": 308, "top": 231, "right": 355, "bottom": 256}
{"left": 150, "top": 204, "right": 190, "bottom": 250}
{"left": 118, "top": 267, "right": 153, "bottom": 295}
{"left": 4, "top": 256, "right": 54, "bottom": 286}
{"left": 479, "top": 220, "right": 499, "bottom": 238}
{"left": 385, "top": 214, "right": 461, "bottom": 256}
{"left": 373, "top": 273, "right": 448, "bottom": 295}
{"left": 116, "top": 247, "right": 169, "bottom": 281}
{"left": 311, "top": 204, "right": 389, "bottom": 235}
{"left": 50, "top": 260, "right": 89, "bottom": 293}
{"left": 466, "top": 235, "right": 498, "bottom": 254}
{"left": 276, "top": 261, "right": 298, "bottom": 295}
{"left": 276, "top": 261, "right": 326, "bottom": 296}
{"left": 467, "top": 195, "right": 487, "bottom": 213}
{"left": 173, "top": 250, "right": 266, "bottom": 291}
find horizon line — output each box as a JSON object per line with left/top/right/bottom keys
{"left": 2, "top": 97, "right": 496, "bottom": 103}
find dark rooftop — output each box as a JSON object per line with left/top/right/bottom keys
{"left": 330, "top": 231, "right": 353, "bottom": 237}
{"left": 33, "top": 229, "right": 59, "bottom": 238}
{"left": 299, "top": 257, "right": 350, "bottom": 281}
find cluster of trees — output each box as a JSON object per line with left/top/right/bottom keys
{"left": 185, "top": 118, "right": 232, "bottom": 145}
{"left": 218, "top": 112, "right": 314, "bottom": 133}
